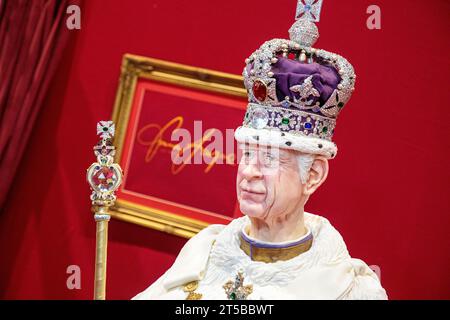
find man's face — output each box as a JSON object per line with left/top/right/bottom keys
{"left": 236, "top": 143, "right": 306, "bottom": 219}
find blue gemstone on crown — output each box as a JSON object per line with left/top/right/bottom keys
{"left": 281, "top": 100, "right": 290, "bottom": 108}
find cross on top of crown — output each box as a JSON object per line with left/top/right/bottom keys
{"left": 295, "top": 0, "right": 323, "bottom": 22}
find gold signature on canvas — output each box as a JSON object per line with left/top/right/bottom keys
{"left": 137, "top": 116, "right": 235, "bottom": 174}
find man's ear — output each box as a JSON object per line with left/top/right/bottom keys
{"left": 304, "top": 156, "right": 329, "bottom": 196}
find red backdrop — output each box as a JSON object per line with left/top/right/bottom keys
{"left": 1, "top": 0, "right": 449, "bottom": 299}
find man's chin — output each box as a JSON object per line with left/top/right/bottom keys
{"left": 239, "top": 201, "right": 265, "bottom": 218}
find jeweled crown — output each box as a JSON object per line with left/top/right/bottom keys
{"left": 239, "top": 0, "right": 356, "bottom": 152}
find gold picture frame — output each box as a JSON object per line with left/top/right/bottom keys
{"left": 110, "top": 54, "right": 246, "bottom": 239}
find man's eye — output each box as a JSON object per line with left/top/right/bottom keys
{"left": 242, "top": 151, "right": 255, "bottom": 163}
{"left": 263, "top": 154, "right": 276, "bottom": 166}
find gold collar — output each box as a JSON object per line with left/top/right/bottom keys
{"left": 239, "top": 227, "right": 313, "bottom": 263}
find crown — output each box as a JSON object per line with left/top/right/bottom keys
{"left": 235, "top": 0, "right": 356, "bottom": 159}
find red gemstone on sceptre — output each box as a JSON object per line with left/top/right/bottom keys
{"left": 92, "top": 167, "right": 117, "bottom": 191}
{"left": 252, "top": 80, "right": 267, "bottom": 102}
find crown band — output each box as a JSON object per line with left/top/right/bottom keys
{"left": 243, "top": 103, "right": 336, "bottom": 141}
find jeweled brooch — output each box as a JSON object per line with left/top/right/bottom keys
{"left": 223, "top": 270, "right": 253, "bottom": 300}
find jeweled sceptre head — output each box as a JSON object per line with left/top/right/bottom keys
{"left": 87, "top": 121, "right": 123, "bottom": 209}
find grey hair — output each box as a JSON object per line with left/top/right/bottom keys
{"left": 297, "top": 153, "right": 315, "bottom": 184}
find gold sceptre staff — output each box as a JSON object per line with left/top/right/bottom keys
{"left": 86, "top": 121, "right": 123, "bottom": 300}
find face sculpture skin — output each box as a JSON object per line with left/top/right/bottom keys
{"left": 236, "top": 143, "right": 329, "bottom": 243}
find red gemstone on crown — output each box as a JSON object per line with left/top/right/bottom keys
{"left": 252, "top": 80, "right": 267, "bottom": 102}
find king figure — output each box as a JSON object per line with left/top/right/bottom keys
{"left": 133, "top": 0, "right": 387, "bottom": 300}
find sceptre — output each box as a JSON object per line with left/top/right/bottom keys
{"left": 86, "top": 121, "right": 123, "bottom": 300}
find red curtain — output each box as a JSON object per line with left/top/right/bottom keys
{"left": 0, "top": 0, "right": 79, "bottom": 210}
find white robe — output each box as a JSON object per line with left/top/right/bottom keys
{"left": 133, "top": 212, "right": 388, "bottom": 300}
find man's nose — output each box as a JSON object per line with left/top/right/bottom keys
{"left": 241, "top": 158, "right": 263, "bottom": 180}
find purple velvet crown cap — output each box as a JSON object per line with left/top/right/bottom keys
{"left": 272, "top": 57, "right": 341, "bottom": 106}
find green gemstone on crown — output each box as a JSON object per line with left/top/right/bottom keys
{"left": 322, "top": 127, "right": 328, "bottom": 133}
{"left": 230, "top": 292, "right": 236, "bottom": 300}
{"left": 281, "top": 118, "right": 290, "bottom": 125}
